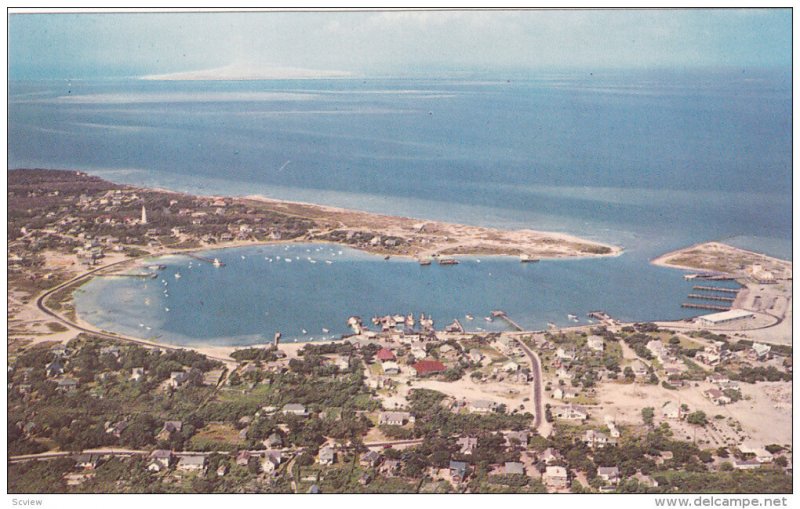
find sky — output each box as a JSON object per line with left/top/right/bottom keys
{"left": 7, "top": 9, "right": 792, "bottom": 80}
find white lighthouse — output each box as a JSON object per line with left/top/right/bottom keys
{"left": 141, "top": 204, "right": 147, "bottom": 225}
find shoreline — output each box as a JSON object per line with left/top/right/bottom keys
{"left": 12, "top": 170, "right": 790, "bottom": 362}
{"left": 68, "top": 240, "right": 790, "bottom": 359}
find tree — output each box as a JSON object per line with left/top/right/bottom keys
{"left": 641, "top": 407, "right": 655, "bottom": 427}
{"left": 686, "top": 411, "right": 707, "bottom": 427}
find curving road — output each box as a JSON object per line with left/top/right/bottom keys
{"left": 34, "top": 258, "right": 233, "bottom": 364}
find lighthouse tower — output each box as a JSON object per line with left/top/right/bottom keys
{"left": 141, "top": 204, "right": 147, "bottom": 225}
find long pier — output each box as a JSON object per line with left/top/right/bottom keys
{"left": 693, "top": 285, "right": 740, "bottom": 294}
{"left": 98, "top": 272, "right": 157, "bottom": 279}
{"left": 687, "top": 294, "right": 735, "bottom": 303}
{"left": 186, "top": 253, "right": 225, "bottom": 266}
{"left": 491, "top": 310, "right": 523, "bottom": 331}
{"left": 681, "top": 303, "right": 730, "bottom": 311}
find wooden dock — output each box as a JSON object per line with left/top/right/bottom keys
{"left": 687, "top": 294, "right": 735, "bottom": 303}
{"left": 692, "top": 285, "right": 740, "bottom": 294}
{"left": 681, "top": 303, "right": 730, "bottom": 311}
{"left": 491, "top": 310, "right": 523, "bottom": 331}
{"left": 186, "top": 253, "right": 225, "bottom": 266}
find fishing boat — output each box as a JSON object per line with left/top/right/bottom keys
{"left": 465, "top": 314, "right": 474, "bottom": 320}
{"left": 174, "top": 273, "right": 181, "bottom": 279}
{"left": 212, "top": 258, "right": 222, "bottom": 267}
{"left": 567, "top": 314, "right": 578, "bottom": 322}
{"left": 484, "top": 316, "right": 493, "bottom": 322}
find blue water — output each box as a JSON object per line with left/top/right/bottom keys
{"left": 10, "top": 70, "right": 791, "bottom": 345}
{"left": 73, "top": 243, "right": 735, "bottom": 346}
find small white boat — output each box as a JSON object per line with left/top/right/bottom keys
{"left": 476, "top": 259, "right": 481, "bottom": 263}
{"left": 285, "top": 258, "right": 292, "bottom": 263}
{"left": 325, "top": 260, "right": 333, "bottom": 265}
{"left": 465, "top": 314, "right": 474, "bottom": 320}
{"left": 322, "top": 328, "right": 329, "bottom": 333}
{"left": 302, "top": 329, "right": 307, "bottom": 334}
{"left": 165, "top": 307, "right": 170, "bottom": 312}
{"left": 484, "top": 316, "right": 493, "bottom": 322}
{"left": 241, "top": 255, "right": 246, "bottom": 260}
{"left": 139, "top": 323, "right": 145, "bottom": 328}
{"left": 309, "top": 259, "right": 316, "bottom": 264}
{"left": 174, "top": 273, "right": 181, "bottom": 279}
{"left": 213, "top": 258, "right": 222, "bottom": 267}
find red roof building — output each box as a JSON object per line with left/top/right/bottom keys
{"left": 412, "top": 360, "right": 446, "bottom": 376}
{"left": 376, "top": 348, "right": 396, "bottom": 362}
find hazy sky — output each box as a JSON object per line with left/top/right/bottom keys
{"left": 8, "top": 9, "right": 791, "bottom": 79}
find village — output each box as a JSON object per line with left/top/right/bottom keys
{"left": 6, "top": 169, "right": 792, "bottom": 494}
{"left": 8, "top": 308, "right": 793, "bottom": 493}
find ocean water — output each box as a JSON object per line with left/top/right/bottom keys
{"left": 10, "top": 70, "right": 791, "bottom": 345}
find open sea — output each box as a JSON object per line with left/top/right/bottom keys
{"left": 9, "top": 69, "right": 792, "bottom": 345}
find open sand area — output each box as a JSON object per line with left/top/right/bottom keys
{"left": 593, "top": 379, "right": 791, "bottom": 449}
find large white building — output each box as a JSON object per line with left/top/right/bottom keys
{"left": 697, "top": 309, "right": 754, "bottom": 327}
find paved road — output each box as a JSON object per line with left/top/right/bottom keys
{"left": 9, "top": 449, "right": 147, "bottom": 463}
{"left": 512, "top": 336, "right": 549, "bottom": 436}
{"left": 363, "top": 439, "right": 424, "bottom": 449}
{"left": 34, "top": 259, "right": 233, "bottom": 365}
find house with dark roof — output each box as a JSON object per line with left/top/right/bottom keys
{"left": 147, "top": 450, "right": 174, "bottom": 471}
{"left": 46, "top": 359, "right": 65, "bottom": 378}
{"left": 360, "top": 450, "right": 382, "bottom": 468}
{"left": 74, "top": 454, "right": 101, "bottom": 470}
{"left": 449, "top": 460, "right": 468, "bottom": 483}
